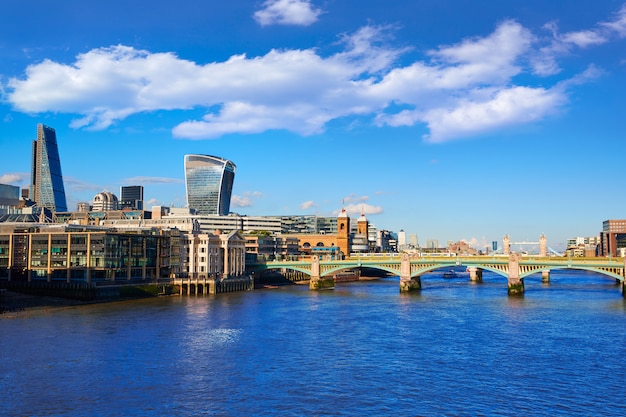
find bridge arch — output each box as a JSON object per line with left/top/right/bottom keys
{"left": 251, "top": 264, "right": 313, "bottom": 277}
{"left": 409, "top": 262, "right": 510, "bottom": 279}
{"left": 322, "top": 264, "right": 398, "bottom": 277}
{"left": 520, "top": 266, "right": 624, "bottom": 281}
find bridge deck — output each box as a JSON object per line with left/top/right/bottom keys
{"left": 249, "top": 255, "right": 626, "bottom": 281}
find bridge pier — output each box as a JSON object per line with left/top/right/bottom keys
{"left": 309, "top": 255, "right": 334, "bottom": 290}
{"left": 508, "top": 253, "right": 524, "bottom": 295}
{"left": 622, "top": 256, "right": 626, "bottom": 298}
{"left": 468, "top": 267, "right": 482, "bottom": 283}
{"left": 541, "top": 270, "right": 550, "bottom": 283}
{"left": 400, "top": 276, "right": 421, "bottom": 292}
{"left": 399, "top": 253, "right": 421, "bottom": 292}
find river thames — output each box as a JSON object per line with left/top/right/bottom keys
{"left": 2, "top": 269, "right": 625, "bottom": 416}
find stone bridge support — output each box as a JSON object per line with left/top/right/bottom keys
{"left": 542, "top": 270, "right": 550, "bottom": 283}
{"left": 508, "top": 253, "right": 524, "bottom": 295}
{"left": 309, "top": 255, "right": 334, "bottom": 290}
{"left": 399, "top": 253, "right": 421, "bottom": 292}
{"left": 468, "top": 267, "right": 482, "bottom": 283}
{"left": 623, "top": 257, "right": 626, "bottom": 299}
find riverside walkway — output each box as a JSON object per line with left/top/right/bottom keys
{"left": 248, "top": 253, "right": 626, "bottom": 296}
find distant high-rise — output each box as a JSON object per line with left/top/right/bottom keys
{"left": 30, "top": 124, "right": 67, "bottom": 212}
{"left": 92, "top": 191, "right": 119, "bottom": 212}
{"left": 0, "top": 183, "right": 20, "bottom": 207}
{"left": 120, "top": 185, "right": 144, "bottom": 210}
{"left": 184, "top": 154, "right": 236, "bottom": 215}
{"left": 397, "top": 229, "right": 407, "bottom": 250}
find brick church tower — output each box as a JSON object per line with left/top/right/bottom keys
{"left": 337, "top": 208, "right": 350, "bottom": 257}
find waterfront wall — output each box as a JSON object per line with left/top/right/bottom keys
{"left": 174, "top": 275, "right": 253, "bottom": 295}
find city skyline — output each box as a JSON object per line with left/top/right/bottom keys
{"left": 1, "top": 1, "right": 626, "bottom": 247}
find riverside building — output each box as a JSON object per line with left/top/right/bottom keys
{"left": 600, "top": 220, "right": 626, "bottom": 257}
{"left": 0, "top": 224, "right": 181, "bottom": 283}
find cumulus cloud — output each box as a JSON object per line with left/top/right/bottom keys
{"left": 341, "top": 203, "right": 383, "bottom": 216}
{"left": 420, "top": 86, "right": 567, "bottom": 143}
{"left": 0, "top": 173, "right": 25, "bottom": 185}
{"left": 62, "top": 176, "right": 103, "bottom": 193}
{"left": 231, "top": 191, "right": 263, "bottom": 208}
{"left": 343, "top": 194, "right": 369, "bottom": 204}
{"left": 300, "top": 200, "right": 316, "bottom": 210}
{"left": 461, "top": 237, "right": 490, "bottom": 251}
{"left": 4, "top": 4, "right": 625, "bottom": 143}
{"left": 231, "top": 195, "right": 253, "bottom": 207}
{"left": 254, "top": 0, "right": 322, "bottom": 26}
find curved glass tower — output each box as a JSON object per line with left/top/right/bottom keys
{"left": 30, "top": 124, "right": 68, "bottom": 213}
{"left": 184, "top": 154, "right": 236, "bottom": 215}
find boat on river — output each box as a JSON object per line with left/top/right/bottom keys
{"left": 443, "top": 270, "right": 458, "bottom": 278}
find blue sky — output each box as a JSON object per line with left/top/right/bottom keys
{"left": 1, "top": 0, "right": 626, "bottom": 250}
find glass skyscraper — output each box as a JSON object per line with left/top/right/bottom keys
{"left": 30, "top": 124, "right": 68, "bottom": 213}
{"left": 184, "top": 154, "right": 236, "bottom": 215}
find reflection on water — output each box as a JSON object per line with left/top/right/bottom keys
{"left": 1, "top": 270, "right": 625, "bottom": 416}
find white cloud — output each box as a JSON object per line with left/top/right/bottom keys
{"left": 254, "top": 0, "right": 322, "bottom": 27}
{"left": 231, "top": 195, "right": 253, "bottom": 207}
{"left": 601, "top": 4, "right": 626, "bottom": 37}
{"left": 343, "top": 194, "right": 369, "bottom": 204}
{"left": 341, "top": 203, "right": 383, "bottom": 216}
{"left": 4, "top": 4, "right": 624, "bottom": 144}
{"left": 61, "top": 176, "right": 102, "bottom": 193}
{"left": 231, "top": 191, "right": 263, "bottom": 208}
{"left": 561, "top": 30, "right": 607, "bottom": 48}
{"left": 300, "top": 200, "right": 316, "bottom": 210}
{"left": 420, "top": 86, "right": 567, "bottom": 143}
{"left": 0, "top": 173, "right": 25, "bottom": 185}
{"left": 464, "top": 237, "right": 490, "bottom": 251}
{"left": 530, "top": 6, "right": 626, "bottom": 76}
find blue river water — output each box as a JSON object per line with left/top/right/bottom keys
{"left": 2, "top": 269, "right": 626, "bottom": 416}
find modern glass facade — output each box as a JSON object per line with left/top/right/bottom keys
{"left": 0, "top": 184, "right": 19, "bottom": 207}
{"left": 184, "top": 154, "right": 236, "bottom": 215}
{"left": 31, "top": 124, "right": 68, "bottom": 212}
{"left": 0, "top": 227, "right": 179, "bottom": 282}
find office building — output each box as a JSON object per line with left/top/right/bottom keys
{"left": 566, "top": 236, "right": 600, "bottom": 257}
{"left": 120, "top": 185, "right": 144, "bottom": 210}
{"left": 0, "top": 184, "right": 19, "bottom": 207}
{"left": 184, "top": 154, "right": 236, "bottom": 215}
{"left": 600, "top": 220, "right": 626, "bottom": 257}
{"left": 397, "top": 230, "right": 406, "bottom": 251}
{"left": 0, "top": 224, "right": 181, "bottom": 282}
{"left": 30, "top": 124, "right": 67, "bottom": 212}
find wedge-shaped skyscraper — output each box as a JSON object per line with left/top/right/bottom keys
{"left": 30, "top": 124, "right": 68, "bottom": 212}
{"left": 184, "top": 154, "right": 236, "bottom": 215}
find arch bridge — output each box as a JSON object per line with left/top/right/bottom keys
{"left": 248, "top": 254, "right": 626, "bottom": 296}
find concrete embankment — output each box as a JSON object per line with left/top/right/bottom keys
{"left": 0, "top": 282, "right": 176, "bottom": 315}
